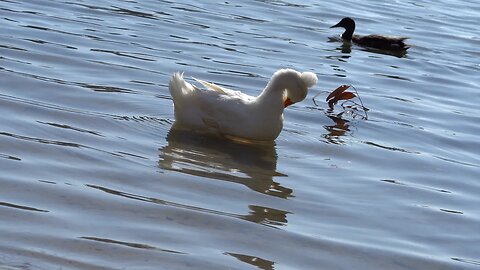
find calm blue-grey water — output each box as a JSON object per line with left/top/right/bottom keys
{"left": 1, "top": 1, "right": 479, "bottom": 269}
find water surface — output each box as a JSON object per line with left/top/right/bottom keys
{"left": 1, "top": 0, "right": 479, "bottom": 269}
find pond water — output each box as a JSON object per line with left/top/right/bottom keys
{"left": 1, "top": 1, "right": 479, "bottom": 269}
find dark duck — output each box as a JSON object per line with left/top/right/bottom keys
{"left": 331, "top": 17, "right": 408, "bottom": 51}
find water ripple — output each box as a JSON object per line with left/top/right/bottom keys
{"left": 1, "top": 0, "right": 479, "bottom": 269}
{"left": 87, "top": 184, "right": 289, "bottom": 228}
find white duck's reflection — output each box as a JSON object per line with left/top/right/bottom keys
{"left": 159, "top": 125, "right": 292, "bottom": 199}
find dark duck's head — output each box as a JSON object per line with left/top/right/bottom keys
{"left": 330, "top": 17, "right": 356, "bottom": 40}
{"left": 331, "top": 17, "right": 409, "bottom": 51}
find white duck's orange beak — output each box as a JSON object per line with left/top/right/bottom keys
{"left": 284, "top": 98, "right": 294, "bottom": 107}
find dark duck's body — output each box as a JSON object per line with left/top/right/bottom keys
{"left": 331, "top": 17, "right": 408, "bottom": 51}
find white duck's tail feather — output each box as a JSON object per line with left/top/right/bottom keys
{"left": 300, "top": 72, "right": 318, "bottom": 88}
{"left": 192, "top": 77, "right": 227, "bottom": 94}
{"left": 169, "top": 72, "right": 196, "bottom": 106}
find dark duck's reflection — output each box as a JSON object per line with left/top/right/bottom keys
{"left": 159, "top": 126, "right": 293, "bottom": 199}
{"left": 331, "top": 17, "right": 409, "bottom": 57}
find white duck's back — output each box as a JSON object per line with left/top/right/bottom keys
{"left": 168, "top": 69, "right": 317, "bottom": 141}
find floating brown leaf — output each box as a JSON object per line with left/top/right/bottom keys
{"left": 336, "top": 91, "right": 356, "bottom": 101}
{"left": 327, "top": 91, "right": 357, "bottom": 110}
{"left": 326, "top": 85, "right": 351, "bottom": 102}
{"left": 312, "top": 84, "right": 368, "bottom": 119}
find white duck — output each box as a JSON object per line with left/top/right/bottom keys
{"left": 168, "top": 69, "right": 318, "bottom": 141}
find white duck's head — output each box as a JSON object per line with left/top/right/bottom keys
{"left": 261, "top": 69, "right": 318, "bottom": 108}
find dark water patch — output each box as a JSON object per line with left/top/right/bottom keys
{"left": 232, "top": 15, "right": 269, "bottom": 23}
{"left": 439, "top": 208, "right": 463, "bottom": 215}
{"left": 90, "top": 48, "right": 157, "bottom": 62}
{"left": 109, "top": 6, "right": 158, "bottom": 20}
{"left": 38, "top": 180, "right": 57, "bottom": 185}
{"left": 451, "top": 257, "right": 480, "bottom": 266}
{"left": 381, "top": 179, "right": 452, "bottom": 194}
{"left": 116, "top": 151, "right": 149, "bottom": 160}
{"left": 80, "top": 83, "right": 137, "bottom": 94}
{"left": 0, "top": 7, "right": 41, "bottom": 16}
{"left": 0, "top": 154, "right": 21, "bottom": 161}
{"left": 37, "top": 121, "right": 103, "bottom": 137}
{"left": 0, "top": 201, "right": 48, "bottom": 213}
{"left": 65, "top": 2, "right": 161, "bottom": 20}
{"left": 23, "top": 38, "right": 77, "bottom": 50}
{"left": 79, "top": 237, "right": 185, "bottom": 254}
{"left": 130, "top": 80, "right": 156, "bottom": 85}
{"left": 416, "top": 205, "right": 465, "bottom": 216}
{"left": 0, "top": 44, "right": 27, "bottom": 52}
{"left": 0, "top": 132, "right": 81, "bottom": 148}
{"left": 21, "top": 25, "right": 81, "bottom": 38}
{"left": 377, "top": 95, "right": 415, "bottom": 103}
{"left": 113, "top": 115, "right": 173, "bottom": 126}
{"left": 0, "top": 57, "right": 32, "bottom": 66}
{"left": 374, "top": 73, "right": 412, "bottom": 81}
{"left": 363, "top": 141, "right": 420, "bottom": 154}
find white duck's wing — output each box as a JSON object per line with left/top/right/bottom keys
{"left": 192, "top": 77, "right": 254, "bottom": 101}
{"left": 171, "top": 74, "right": 267, "bottom": 138}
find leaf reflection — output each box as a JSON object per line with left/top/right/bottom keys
{"left": 225, "top": 252, "right": 275, "bottom": 270}
{"left": 322, "top": 114, "right": 351, "bottom": 144}
{"left": 245, "top": 205, "right": 290, "bottom": 227}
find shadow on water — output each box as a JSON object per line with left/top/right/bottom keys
{"left": 158, "top": 125, "right": 293, "bottom": 199}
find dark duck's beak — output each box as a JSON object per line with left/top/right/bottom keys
{"left": 330, "top": 22, "right": 342, "bottom": 28}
